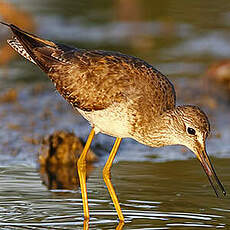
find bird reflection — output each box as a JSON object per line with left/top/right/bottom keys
{"left": 39, "top": 130, "right": 97, "bottom": 191}
{"left": 83, "top": 220, "right": 89, "bottom": 230}
{"left": 83, "top": 219, "right": 124, "bottom": 230}
{"left": 116, "top": 221, "right": 125, "bottom": 230}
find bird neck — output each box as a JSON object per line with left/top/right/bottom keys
{"left": 134, "top": 107, "right": 181, "bottom": 148}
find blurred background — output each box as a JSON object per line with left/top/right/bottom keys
{"left": 0, "top": 0, "right": 230, "bottom": 229}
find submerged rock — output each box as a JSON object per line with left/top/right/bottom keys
{"left": 39, "top": 130, "right": 97, "bottom": 166}
{"left": 38, "top": 130, "right": 97, "bottom": 191}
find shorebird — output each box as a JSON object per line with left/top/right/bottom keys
{"left": 1, "top": 22, "right": 226, "bottom": 222}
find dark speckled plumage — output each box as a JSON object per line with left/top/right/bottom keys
{"left": 53, "top": 49, "right": 176, "bottom": 113}
{"left": 7, "top": 25, "right": 176, "bottom": 114}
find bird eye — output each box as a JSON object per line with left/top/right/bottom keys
{"left": 187, "top": 127, "right": 196, "bottom": 135}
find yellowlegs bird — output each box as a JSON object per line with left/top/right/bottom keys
{"left": 1, "top": 22, "right": 226, "bottom": 222}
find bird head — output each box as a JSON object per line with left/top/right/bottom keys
{"left": 171, "top": 105, "right": 226, "bottom": 197}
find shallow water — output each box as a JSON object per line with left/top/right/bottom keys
{"left": 0, "top": 0, "right": 230, "bottom": 229}
{"left": 0, "top": 159, "right": 230, "bottom": 229}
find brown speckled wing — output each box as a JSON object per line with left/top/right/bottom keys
{"left": 6, "top": 23, "right": 176, "bottom": 113}
{"left": 48, "top": 49, "right": 176, "bottom": 113}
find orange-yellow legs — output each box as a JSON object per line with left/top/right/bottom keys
{"left": 103, "top": 137, "right": 124, "bottom": 221}
{"left": 77, "top": 128, "right": 124, "bottom": 222}
{"left": 77, "top": 128, "right": 95, "bottom": 220}
{"left": 83, "top": 218, "right": 124, "bottom": 230}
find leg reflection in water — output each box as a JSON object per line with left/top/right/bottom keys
{"left": 83, "top": 219, "right": 124, "bottom": 230}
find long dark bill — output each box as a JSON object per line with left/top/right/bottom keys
{"left": 197, "top": 149, "right": 226, "bottom": 197}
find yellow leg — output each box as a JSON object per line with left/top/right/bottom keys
{"left": 83, "top": 219, "right": 89, "bottom": 230}
{"left": 116, "top": 221, "right": 124, "bottom": 230}
{"left": 103, "top": 137, "right": 124, "bottom": 222}
{"left": 77, "top": 128, "right": 95, "bottom": 220}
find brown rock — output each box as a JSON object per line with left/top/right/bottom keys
{"left": 38, "top": 130, "right": 97, "bottom": 191}
{"left": 39, "top": 130, "right": 97, "bottom": 166}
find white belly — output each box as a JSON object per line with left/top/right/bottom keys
{"left": 77, "top": 103, "right": 131, "bottom": 138}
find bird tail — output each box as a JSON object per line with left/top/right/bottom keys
{"left": 0, "top": 22, "right": 73, "bottom": 72}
